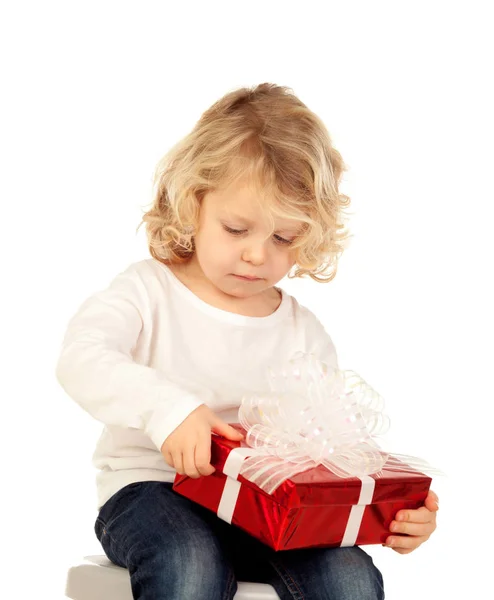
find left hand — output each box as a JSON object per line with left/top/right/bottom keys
{"left": 383, "top": 489, "right": 439, "bottom": 554}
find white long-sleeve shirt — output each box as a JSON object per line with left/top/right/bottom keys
{"left": 56, "top": 258, "right": 338, "bottom": 510}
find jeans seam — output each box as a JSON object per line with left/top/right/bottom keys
{"left": 269, "top": 557, "right": 306, "bottom": 600}
{"left": 95, "top": 517, "right": 115, "bottom": 544}
{"left": 222, "top": 570, "right": 236, "bottom": 600}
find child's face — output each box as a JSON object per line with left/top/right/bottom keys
{"left": 192, "top": 178, "right": 303, "bottom": 299}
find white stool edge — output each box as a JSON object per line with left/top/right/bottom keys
{"left": 67, "top": 555, "right": 280, "bottom": 599}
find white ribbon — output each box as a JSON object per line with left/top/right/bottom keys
{"left": 340, "top": 476, "right": 375, "bottom": 547}
{"left": 217, "top": 447, "right": 253, "bottom": 524}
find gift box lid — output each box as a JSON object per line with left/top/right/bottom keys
{"left": 211, "top": 427, "right": 432, "bottom": 508}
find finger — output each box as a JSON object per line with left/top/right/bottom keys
{"left": 392, "top": 547, "right": 414, "bottom": 555}
{"left": 429, "top": 489, "right": 439, "bottom": 502}
{"left": 195, "top": 430, "right": 215, "bottom": 476}
{"left": 183, "top": 445, "right": 200, "bottom": 479}
{"left": 396, "top": 506, "right": 435, "bottom": 524}
{"left": 211, "top": 418, "right": 244, "bottom": 441}
{"left": 384, "top": 534, "right": 427, "bottom": 551}
{"left": 172, "top": 451, "right": 184, "bottom": 475}
{"left": 425, "top": 492, "right": 439, "bottom": 511}
{"left": 162, "top": 449, "right": 174, "bottom": 469}
{"left": 390, "top": 519, "right": 436, "bottom": 537}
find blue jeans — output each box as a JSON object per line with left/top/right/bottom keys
{"left": 94, "top": 481, "right": 385, "bottom": 599}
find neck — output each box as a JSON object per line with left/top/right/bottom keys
{"left": 168, "top": 257, "right": 282, "bottom": 317}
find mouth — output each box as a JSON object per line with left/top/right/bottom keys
{"left": 232, "top": 274, "right": 263, "bottom": 281}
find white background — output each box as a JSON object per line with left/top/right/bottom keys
{"left": 2, "top": 1, "right": 492, "bottom": 598}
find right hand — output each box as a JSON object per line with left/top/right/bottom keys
{"left": 160, "top": 404, "right": 244, "bottom": 478}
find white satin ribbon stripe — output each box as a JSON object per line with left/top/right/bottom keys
{"left": 340, "top": 475, "right": 375, "bottom": 547}
{"left": 217, "top": 447, "right": 254, "bottom": 524}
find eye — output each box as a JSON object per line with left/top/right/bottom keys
{"left": 273, "top": 234, "right": 293, "bottom": 245}
{"left": 223, "top": 224, "right": 247, "bottom": 236}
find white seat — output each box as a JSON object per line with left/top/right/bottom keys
{"left": 66, "top": 555, "right": 280, "bottom": 599}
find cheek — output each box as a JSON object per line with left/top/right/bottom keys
{"left": 214, "top": 237, "right": 236, "bottom": 262}
{"left": 274, "top": 250, "right": 296, "bottom": 272}
{"left": 197, "top": 232, "right": 234, "bottom": 267}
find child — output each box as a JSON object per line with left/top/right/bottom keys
{"left": 56, "top": 83, "right": 438, "bottom": 599}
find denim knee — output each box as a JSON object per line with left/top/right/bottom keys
{"left": 324, "top": 547, "right": 384, "bottom": 600}
{"left": 270, "top": 545, "right": 384, "bottom": 600}
{"left": 127, "top": 534, "right": 237, "bottom": 600}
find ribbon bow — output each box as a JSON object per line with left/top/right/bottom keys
{"left": 236, "top": 352, "right": 440, "bottom": 494}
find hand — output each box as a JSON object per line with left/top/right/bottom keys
{"left": 160, "top": 404, "right": 244, "bottom": 479}
{"left": 383, "top": 490, "right": 439, "bottom": 554}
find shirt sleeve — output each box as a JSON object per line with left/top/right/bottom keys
{"left": 55, "top": 265, "right": 208, "bottom": 451}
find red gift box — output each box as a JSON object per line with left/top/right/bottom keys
{"left": 172, "top": 425, "right": 432, "bottom": 551}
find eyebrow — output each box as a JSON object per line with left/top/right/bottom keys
{"left": 221, "top": 213, "right": 255, "bottom": 226}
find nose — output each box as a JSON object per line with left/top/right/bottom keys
{"left": 241, "top": 237, "right": 268, "bottom": 266}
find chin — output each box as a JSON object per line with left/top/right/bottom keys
{"left": 221, "top": 282, "right": 258, "bottom": 298}
{"left": 225, "top": 288, "right": 253, "bottom": 299}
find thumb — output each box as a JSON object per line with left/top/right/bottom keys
{"left": 211, "top": 418, "right": 244, "bottom": 441}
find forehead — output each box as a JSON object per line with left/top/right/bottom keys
{"left": 205, "top": 180, "right": 302, "bottom": 231}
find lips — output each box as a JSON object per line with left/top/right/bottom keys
{"left": 233, "top": 274, "right": 262, "bottom": 281}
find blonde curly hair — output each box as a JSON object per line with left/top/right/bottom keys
{"left": 138, "top": 83, "right": 352, "bottom": 282}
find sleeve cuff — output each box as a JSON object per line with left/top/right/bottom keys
{"left": 145, "top": 396, "right": 205, "bottom": 451}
